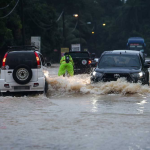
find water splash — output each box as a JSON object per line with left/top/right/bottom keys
{"left": 47, "top": 75, "right": 150, "bottom": 95}
{"left": 47, "top": 74, "right": 90, "bottom": 97}
{"left": 81, "top": 78, "right": 150, "bottom": 95}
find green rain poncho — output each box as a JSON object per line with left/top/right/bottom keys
{"left": 58, "top": 55, "right": 74, "bottom": 76}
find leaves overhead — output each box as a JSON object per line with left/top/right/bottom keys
{"left": 0, "top": 0, "right": 150, "bottom": 60}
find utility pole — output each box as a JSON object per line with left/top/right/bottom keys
{"left": 20, "top": 0, "right": 25, "bottom": 45}
{"left": 62, "top": 11, "right": 66, "bottom": 47}
{"left": 78, "top": 14, "right": 81, "bottom": 50}
{"left": 94, "top": 21, "right": 97, "bottom": 53}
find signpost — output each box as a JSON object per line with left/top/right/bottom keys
{"left": 71, "top": 44, "right": 81, "bottom": 51}
{"left": 31, "top": 36, "right": 41, "bottom": 51}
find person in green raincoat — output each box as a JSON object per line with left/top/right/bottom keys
{"left": 58, "top": 53, "right": 74, "bottom": 76}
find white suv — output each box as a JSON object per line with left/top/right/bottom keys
{"left": 0, "top": 50, "right": 48, "bottom": 94}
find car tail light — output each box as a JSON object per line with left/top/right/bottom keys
{"left": 33, "top": 83, "right": 39, "bottom": 87}
{"left": 4, "top": 84, "right": 10, "bottom": 88}
{"left": 88, "top": 60, "right": 92, "bottom": 64}
{"left": 2, "top": 53, "right": 8, "bottom": 70}
{"left": 34, "top": 52, "right": 41, "bottom": 68}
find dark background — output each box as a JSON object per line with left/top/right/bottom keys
{"left": 0, "top": 0, "right": 150, "bottom": 63}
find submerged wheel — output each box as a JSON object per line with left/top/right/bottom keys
{"left": 147, "top": 74, "right": 149, "bottom": 86}
{"left": 45, "top": 79, "right": 48, "bottom": 94}
{"left": 13, "top": 64, "right": 32, "bottom": 84}
{"left": 39, "top": 79, "right": 48, "bottom": 95}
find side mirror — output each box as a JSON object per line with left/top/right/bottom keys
{"left": 144, "top": 64, "right": 149, "bottom": 68}
{"left": 90, "top": 60, "right": 97, "bottom": 68}
{"left": 47, "top": 62, "right": 51, "bottom": 67}
{"left": 91, "top": 53, "right": 95, "bottom": 60}
{"left": 140, "top": 49, "right": 144, "bottom": 53}
{"left": 144, "top": 60, "right": 150, "bottom": 68}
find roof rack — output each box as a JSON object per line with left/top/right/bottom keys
{"left": 8, "top": 45, "right": 37, "bottom": 51}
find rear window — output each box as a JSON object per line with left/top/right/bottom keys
{"left": 68, "top": 52, "right": 89, "bottom": 58}
{"left": 5, "top": 52, "right": 37, "bottom": 69}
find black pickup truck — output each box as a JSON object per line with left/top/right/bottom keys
{"left": 65, "top": 51, "right": 96, "bottom": 74}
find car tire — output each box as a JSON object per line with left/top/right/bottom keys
{"left": 86, "top": 68, "right": 92, "bottom": 74}
{"left": 147, "top": 73, "right": 149, "bottom": 86}
{"left": 74, "top": 71, "right": 77, "bottom": 75}
{"left": 38, "top": 79, "right": 48, "bottom": 95}
{"left": 45, "top": 79, "right": 48, "bottom": 94}
{"left": 13, "top": 64, "right": 32, "bottom": 84}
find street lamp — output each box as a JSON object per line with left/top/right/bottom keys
{"left": 73, "top": 13, "right": 81, "bottom": 49}
{"left": 73, "top": 14, "right": 78, "bottom": 18}
{"left": 103, "top": 23, "right": 106, "bottom": 26}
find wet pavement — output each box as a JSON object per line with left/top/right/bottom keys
{"left": 0, "top": 64, "right": 150, "bottom": 150}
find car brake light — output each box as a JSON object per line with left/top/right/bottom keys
{"left": 34, "top": 52, "right": 41, "bottom": 68}
{"left": 33, "top": 83, "right": 39, "bottom": 87}
{"left": 88, "top": 60, "right": 92, "bottom": 64}
{"left": 2, "top": 53, "right": 8, "bottom": 70}
{"left": 4, "top": 84, "right": 10, "bottom": 88}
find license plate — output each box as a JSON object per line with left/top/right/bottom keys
{"left": 14, "top": 86, "right": 30, "bottom": 90}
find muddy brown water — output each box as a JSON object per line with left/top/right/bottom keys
{"left": 0, "top": 64, "right": 150, "bottom": 150}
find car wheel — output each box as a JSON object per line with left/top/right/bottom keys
{"left": 74, "top": 71, "right": 78, "bottom": 75}
{"left": 39, "top": 79, "right": 48, "bottom": 95}
{"left": 86, "top": 68, "right": 92, "bottom": 74}
{"left": 44, "top": 79, "right": 48, "bottom": 94}
{"left": 147, "top": 73, "right": 149, "bottom": 86}
{"left": 13, "top": 64, "right": 32, "bottom": 84}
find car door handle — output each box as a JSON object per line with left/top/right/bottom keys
{"left": 8, "top": 71, "right": 12, "bottom": 73}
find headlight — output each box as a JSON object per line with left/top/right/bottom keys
{"left": 92, "top": 71, "right": 103, "bottom": 77}
{"left": 139, "top": 72, "right": 143, "bottom": 77}
{"left": 131, "top": 72, "right": 144, "bottom": 78}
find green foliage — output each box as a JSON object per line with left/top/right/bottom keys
{"left": 1, "top": 0, "right": 150, "bottom": 59}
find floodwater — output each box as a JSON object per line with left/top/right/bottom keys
{"left": 0, "top": 64, "right": 150, "bottom": 150}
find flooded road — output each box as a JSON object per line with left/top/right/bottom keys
{"left": 0, "top": 64, "right": 150, "bottom": 150}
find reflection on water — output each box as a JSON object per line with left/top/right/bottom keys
{"left": 137, "top": 100, "right": 147, "bottom": 105}
{"left": 136, "top": 94, "right": 148, "bottom": 114}
{"left": 91, "top": 98, "right": 98, "bottom": 112}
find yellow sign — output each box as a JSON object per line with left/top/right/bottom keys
{"left": 61, "top": 48, "right": 69, "bottom": 53}
{"left": 61, "top": 48, "right": 69, "bottom": 56}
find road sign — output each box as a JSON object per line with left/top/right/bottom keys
{"left": 31, "top": 36, "right": 41, "bottom": 51}
{"left": 71, "top": 44, "right": 81, "bottom": 51}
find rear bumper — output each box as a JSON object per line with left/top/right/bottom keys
{"left": 74, "top": 65, "right": 91, "bottom": 73}
{"left": 0, "top": 77, "right": 45, "bottom": 92}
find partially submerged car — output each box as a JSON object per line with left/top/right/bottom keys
{"left": 65, "top": 51, "right": 94, "bottom": 74}
{"left": 0, "top": 47, "right": 49, "bottom": 93}
{"left": 91, "top": 50, "right": 149, "bottom": 85}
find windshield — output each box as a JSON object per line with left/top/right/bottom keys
{"left": 129, "top": 44, "right": 144, "bottom": 51}
{"left": 98, "top": 55, "right": 141, "bottom": 68}
{"left": 68, "top": 52, "right": 89, "bottom": 58}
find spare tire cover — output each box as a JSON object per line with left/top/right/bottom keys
{"left": 13, "top": 64, "right": 32, "bottom": 84}
{"left": 82, "top": 59, "right": 87, "bottom": 65}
